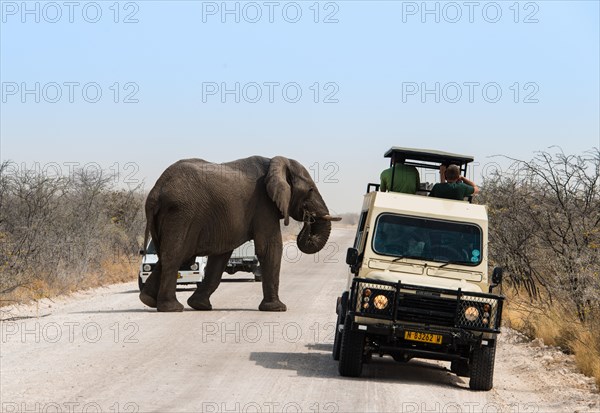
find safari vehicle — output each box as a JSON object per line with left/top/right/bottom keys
{"left": 138, "top": 240, "right": 261, "bottom": 290}
{"left": 333, "top": 147, "right": 504, "bottom": 391}
{"left": 138, "top": 239, "right": 205, "bottom": 290}
{"left": 225, "top": 240, "right": 262, "bottom": 282}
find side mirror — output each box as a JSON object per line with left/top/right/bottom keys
{"left": 139, "top": 249, "right": 146, "bottom": 256}
{"left": 346, "top": 248, "right": 358, "bottom": 266}
{"left": 492, "top": 267, "right": 503, "bottom": 285}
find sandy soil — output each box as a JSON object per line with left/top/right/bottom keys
{"left": 1, "top": 227, "right": 598, "bottom": 413}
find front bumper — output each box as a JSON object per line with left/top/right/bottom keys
{"left": 139, "top": 271, "right": 203, "bottom": 284}
{"left": 225, "top": 258, "right": 258, "bottom": 274}
{"left": 346, "top": 318, "right": 491, "bottom": 361}
{"left": 345, "top": 277, "right": 503, "bottom": 358}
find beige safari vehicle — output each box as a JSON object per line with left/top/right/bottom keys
{"left": 333, "top": 147, "right": 504, "bottom": 391}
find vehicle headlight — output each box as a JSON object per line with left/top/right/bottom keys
{"left": 357, "top": 282, "right": 395, "bottom": 317}
{"left": 458, "top": 296, "right": 502, "bottom": 330}
{"left": 190, "top": 263, "right": 199, "bottom": 271}
{"left": 464, "top": 306, "right": 480, "bottom": 322}
{"left": 143, "top": 264, "right": 151, "bottom": 272}
{"left": 373, "top": 295, "right": 389, "bottom": 310}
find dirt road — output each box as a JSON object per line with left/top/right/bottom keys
{"left": 1, "top": 227, "right": 598, "bottom": 413}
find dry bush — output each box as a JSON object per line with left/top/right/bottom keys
{"left": 0, "top": 161, "right": 145, "bottom": 305}
{"left": 482, "top": 147, "right": 600, "bottom": 385}
{"left": 482, "top": 148, "right": 600, "bottom": 321}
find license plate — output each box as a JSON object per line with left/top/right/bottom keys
{"left": 177, "top": 272, "right": 182, "bottom": 279}
{"left": 404, "top": 331, "right": 442, "bottom": 344}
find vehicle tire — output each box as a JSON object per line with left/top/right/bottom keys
{"left": 253, "top": 266, "right": 262, "bottom": 282}
{"left": 332, "top": 292, "right": 348, "bottom": 361}
{"left": 138, "top": 276, "right": 144, "bottom": 292}
{"left": 469, "top": 343, "right": 497, "bottom": 391}
{"left": 451, "top": 359, "right": 470, "bottom": 377}
{"left": 332, "top": 310, "right": 344, "bottom": 361}
{"left": 338, "top": 315, "right": 365, "bottom": 377}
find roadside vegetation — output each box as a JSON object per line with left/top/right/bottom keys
{"left": 480, "top": 148, "right": 600, "bottom": 386}
{"left": 0, "top": 161, "right": 145, "bottom": 310}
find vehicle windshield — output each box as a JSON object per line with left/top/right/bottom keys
{"left": 373, "top": 213, "right": 482, "bottom": 266}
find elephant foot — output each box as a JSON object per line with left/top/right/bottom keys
{"left": 187, "top": 295, "right": 213, "bottom": 311}
{"left": 157, "top": 299, "right": 184, "bottom": 312}
{"left": 259, "top": 299, "right": 287, "bottom": 312}
{"left": 139, "top": 291, "right": 157, "bottom": 308}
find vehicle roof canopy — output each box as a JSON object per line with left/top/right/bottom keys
{"left": 384, "top": 147, "right": 474, "bottom": 170}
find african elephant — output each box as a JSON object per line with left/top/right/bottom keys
{"left": 139, "top": 156, "right": 340, "bottom": 312}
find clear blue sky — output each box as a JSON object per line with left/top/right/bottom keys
{"left": 1, "top": 1, "right": 599, "bottom": 214}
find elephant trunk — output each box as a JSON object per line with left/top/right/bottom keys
{"left": 297, "top": 219, "right": 332, "bottom": 254}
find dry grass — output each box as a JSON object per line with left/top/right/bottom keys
{"left": 504, "top": 287, "right": 600, "bottom": 387}
{"left": 0, "top": 256, "right": 138, "bottom": 307}
{"left": 573, "top": 331, "right": 600, "bottom": 385}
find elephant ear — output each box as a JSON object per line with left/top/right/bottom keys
{"left": 266, "top": 156, "right": 291, "bottom": 226}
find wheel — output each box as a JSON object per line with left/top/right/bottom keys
{"left": 332, "top": 292, "right": 348, "bottom": 361}
{"left": 332, "top": 310, "right": 343, "bottom": 361}
{"left": 253, "top": 266, "right": 262, "bottom": 282}
{"left": 469, "top": 343, "right": 497, "bottom": 391}
{"left": 451, "top": 359, "right": 470, "bottom": 377}
{"left": 138, "top": 276, "right": 144, "bottom": 291}
{"left": 338, "top": 315, "right": 366, "bottom": 377}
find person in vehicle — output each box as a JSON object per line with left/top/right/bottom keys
{"left": 380, "top": 153, "right": 420, "bottom": 194}
{"left": 429, "top": 164, "right": 479, "bottom": 200}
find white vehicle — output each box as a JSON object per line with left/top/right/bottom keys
{"left": 138, "top": 239, "right": 205, "bottom": 290}
{"left": 225, "top": 241, "right": 262, "bottom": 282}
{"left": 138, "top": 240, "right": 261, "bottom": 290}
{"left": 334, "top": 147, "right": 504, "bottom": 391}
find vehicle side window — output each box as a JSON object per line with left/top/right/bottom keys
{"left": 354, "top": 210, "right": 369, "bottom": 252}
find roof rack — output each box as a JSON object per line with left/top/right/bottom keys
{"left": 382, "top": 147, "right": 475, "bottom": 196}
{"left": 384, "top": 147, "right": 474, "bottom": 170}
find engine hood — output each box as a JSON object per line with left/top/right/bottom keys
{"left": 366, "top": 270, "right": 483, "bottom": 293}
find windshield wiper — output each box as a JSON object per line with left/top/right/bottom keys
{"left": 383, "top": 255, "right": 406, "bottom": 272}
{"left": 430, "top": 259, "right": 454, "bottom": 268}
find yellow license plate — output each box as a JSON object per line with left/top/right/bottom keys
{"left": 177, "top": 272, "right": 182, "bottom": 279}
{"left": 404, "top": 331, "right": 442, "bottom": 344}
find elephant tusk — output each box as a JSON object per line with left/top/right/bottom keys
{"left": 320, "top": 214, "right": 342, "bottom": 222}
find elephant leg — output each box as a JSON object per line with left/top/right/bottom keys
{"left": 153, "top": 229, "right": 189, "bottom": 312}
{"left": 255, "top": 232, "right": 286, "bottom": 312}
{"left": 188, "top": 251, "right": 232, "bottom": 310}
{"left": 139, "top": 262, "right": 161, "bottom": 308}
{"left": 155, "top": 257, "right": 184, "bottom": 312}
